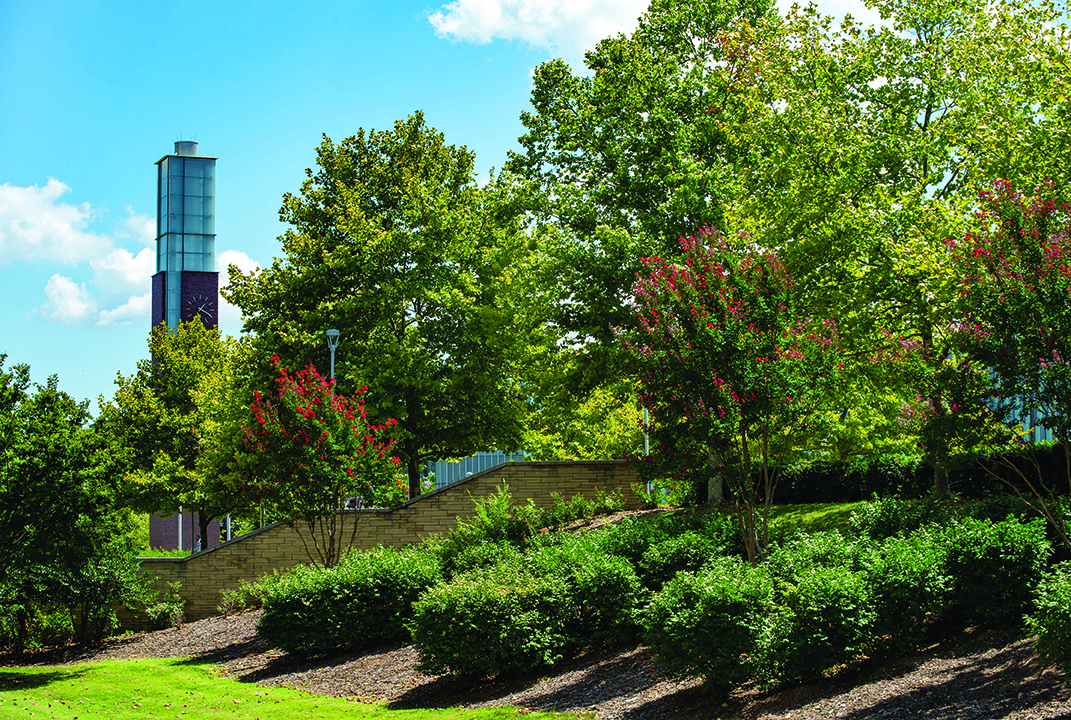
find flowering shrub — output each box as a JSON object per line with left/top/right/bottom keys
{"left": 243, "top": 357, "right": 404, "bottom": 567}
{"left": 624, "top": 228, "right": 844, "bottom": 561}
{"left": 948, "top": 180, "right": 1071, "bottom": 550}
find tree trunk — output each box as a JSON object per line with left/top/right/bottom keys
{"left": 706, "top": 446, "right": 725, "bottom": 505}
{"left": 198, "top": 512, "right": 210, "bottom": 553}
{"left": 405, "top": 439, "right": 421, "bottom": 500}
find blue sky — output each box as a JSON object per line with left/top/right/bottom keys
{"left": 0, "top": 0, "right": 871, "bottom": 410}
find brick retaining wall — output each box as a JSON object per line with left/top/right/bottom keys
{"left": 127, "top": 460, "right": 639, "bottom": 627}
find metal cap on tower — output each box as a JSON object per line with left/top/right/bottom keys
{"left": 174, "top": 140, "right": 199, "bottom": 156}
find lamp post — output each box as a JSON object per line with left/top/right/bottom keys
{"left": 326, "top": 329, "right": 340, "bottom": 381}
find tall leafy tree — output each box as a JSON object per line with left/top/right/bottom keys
{"left": 624, "top": 230, "right": 844, "bottom": 562}
{"left": 0, "top": 359, "right": 148, "bottom": 651}
{"left": 506, "top": 0, "right": 776, "bottom": 394}
{"left": 100, "top": 319, "right": 253, "bottom": 548}
{"left": 950, "top": 180, "right": 1071, "bottom": 550}
{"left": 726, "top": 0, "right": 1071, "bottom": 493}
{"left": 225, "top": 112, "right": 532, "bottom": 498}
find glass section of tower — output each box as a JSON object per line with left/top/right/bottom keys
{"left": 155, "top": 155, "right": 216, "bottom": 328}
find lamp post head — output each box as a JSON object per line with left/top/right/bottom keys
{"left": 326, "top": 328, "right": 341, "bottom": 350}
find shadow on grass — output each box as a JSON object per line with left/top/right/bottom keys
{"left": 0, "top": 668, "right": 85, "bottom": 691}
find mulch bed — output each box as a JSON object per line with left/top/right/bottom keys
{"left": 4, "top": 610, "right": 1069, "bottom": 719}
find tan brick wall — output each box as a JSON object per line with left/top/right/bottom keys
{"left": 124, "top": 460, "right": 639, "bottom": 628}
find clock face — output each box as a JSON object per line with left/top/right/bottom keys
{"left": 182, "top": 291, "right": 216, "bottom": 323}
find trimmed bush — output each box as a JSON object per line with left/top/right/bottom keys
{"left": 757, "top": 566, "right": 875, "bottom": 684}
{"left": 766, "top": 530, "right": 873, "bottom": 583}
{"left": 850, "top": 495, "right": 951, "bottom": 540}
{"left": 1026, "top": 562, "right": 1071, "bottom": 674}
{"left": 865, "top": 530, "right": 950, "bottom": 654}
{"left": 528, "top": 534, "right": 645, "bottom": 647}
{"left": 444, "top": 540, "right": 523, "bottom": 579}
{"left": 409, "top": 563, "right": 572, "bottom": 678}
{"left": 940, "top": 516, "right": 1051, "bottom": 624}
{"left": 644, "top": 557, "right": 774, "bottom": 698}
{"left": 257, "top": 545, "right": 443, "bottom": 658}
{"left": 638, "top": 531, "right": 726, "bottom": 590}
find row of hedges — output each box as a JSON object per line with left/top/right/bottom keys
{"left": 773, "top": 443, "right": 1070, "bottom": 503}
{"left": 251, "top": 491, "right": 1070, "bottom": 692}
{"left": 647, "top": 516, "right": 1062, "bottom": 696}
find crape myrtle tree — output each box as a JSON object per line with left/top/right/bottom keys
{"left": 504, "top": 0, "right": 777, "bottom": 433}
{"left": 225, "top": 112, "right": 533, "bottom": 499}
{"left": 624, "top": 230, "right": 844, "bottom": 563}
{"left": 725, "top": 0, "right": 1071, "bottom": 495}
{"left": 100, "top": 319, "right": 253, "bottom": 550}
{"left": 242, "top": 357, "right": 404, "bottom": 568}
{"left": 949, "top": 180, "right": 1071, "bottom": 551}
{"left": 0, "top": 358, "right": 150, "bottom": 652}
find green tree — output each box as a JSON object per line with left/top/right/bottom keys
{"left": 100, "top": 319, "right": 253, "bottom": 550}
{"left": 726, "top": 0, "right": 1071, "bottom": 493}
{"left": 624, "top": 231, "right": 844, "bottom": 562}
{"left": 243, "top": 358, "right": 404, "bottom": 567}
{"left": 506, "top": 0, "right": 776, "bottom": 395}
{"left": 0, "top": 358, "right": 149, "bottom": 651}
{"left": 225, "top": 112, "right": 532, "bottom": 498}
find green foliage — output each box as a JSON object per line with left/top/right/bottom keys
{"left": 0, "top": 603, "right": 73, "bottom": 653}
{"left": 644, "top": 557, "right": 774, "bottom": 698}
{"left": 865, "top": 531, "right": 951, "bottom": 654}
{"left": 410, "top": 563, "right": 572, "bottom": 679}
{"left": 850, "top": 495, "right": 952, "bottom": 540}
{"left": 757, "top": 566, "right": 875, "bottom": 684}
{"left": 765, "top": 530, "right": 873, "bottom": 583}
{"left": 217, "top": 572, "right": 291, "bottom": 616}
{"left": 1026, "top": 562, "right": 1071, "bottom": 675}
{"left": 528, "top": 534, "right": 645, "bottom": 648}
{"left": 638, "top": 531, "right": 727, "bottom": 590}
{"left": 0, "top": 358, "right": 149, "bottom": 651}
{"left": 257, "top": 546, "right": 443, "bottom": 658}
{"left": 224, "top": 112, "right": 534, "bottom": 498}
{"left": 941, "top": 516, "right": 1051, "bottom": 624}
{"left": 100, "top": 319, "right": 254, "bottom": 549}
{"left": 146, "top": 582, "right": 185, "bottom": 629}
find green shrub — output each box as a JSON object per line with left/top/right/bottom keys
{"left": 146, "top": 581, "right": 185, "bottom": 629}
{"left": 865, "top": 530, "right": 950, "bottom": 654}
{"left": 0, "top": 603, "right": 74, "bottom": 652}
{"left": 528, "top": 534, "right": 644, "bottom": 647}
{"left": 409, "top": 563, "right": 572, "bottom": 678}
{"left": 638, "top": 531, "right": 726, "bottom": 590}
{"left": 1026, "top": 562, "right": 1071, "bottom": 674}
{"left": 941, "top": 516, "right": 1051, "bottom": 624}
{"left": 644, "top": 557, "right": 774, "bottom": 698}
{"left": 599, "top": 515, "right": 673, "bottom": 564}
{"left": 850, "top": 495, "right": 951, "bottom": 540}
{"left": 445, "top": 540, "right": 523, "bottom": 578}
{"left": 440, "top": 485, "right": 539, "bottom": 568}
{"left": 765, "top": 530, "right": 873, "bottom": 582}
{"left": 257, "top": 546, "right": 443, "bottom": 658}
{"left": 217, "top": 572, "right": 290, "bottom": 616}
{"left": 757, "top": 566, "right": 875, "bottom": 684}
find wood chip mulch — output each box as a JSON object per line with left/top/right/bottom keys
{"left": 4, "top": 610, "right": 1069, "bottom": 719}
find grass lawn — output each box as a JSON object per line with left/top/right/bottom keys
{"left": 765, "top": 501, "right": 864, "bottom": 534}
{"left": 0, "top": 658, "right": 590, "bottom": 720}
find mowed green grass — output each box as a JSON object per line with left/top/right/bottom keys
{"left": 766, "top": 501, "right": 864, "bottom": 534}
{"left": 0, "top": 658, "right": 590, "bottom": 720}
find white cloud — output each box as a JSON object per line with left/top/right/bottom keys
{"left": 120, "top": 205, "right": 156, "bottom": 246}
{"left": 0, "top": 179, "right": 112, "bottom": 265}
{"left": 97, "top": 292, "right": 151, "bottom": 327}
{"left": 218, "top": 249, "right": 261, "bottom": 335}
{"left": 90, "top": 247, "right": 155, "bottom": 298}
{"left": 33, "top": 274, "right": 97, "bottom": 323}
{"left": 429, "top": 0, "right": 649, "bottom": 64}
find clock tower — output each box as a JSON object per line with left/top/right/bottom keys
{"left": 151, "top": 141, "right": 218, "bottom": 330}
